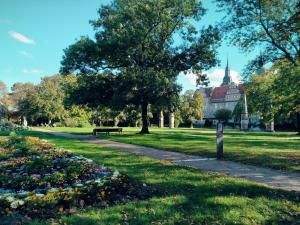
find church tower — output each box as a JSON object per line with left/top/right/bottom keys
{"left": 221, "top": 58, "right": 232, "bottom": 86}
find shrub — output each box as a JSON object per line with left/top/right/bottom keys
{"left": 214, "top": 109, "right": 232, "bottom": 122}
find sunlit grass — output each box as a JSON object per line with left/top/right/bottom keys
{"left": 46, "top": 127, "right": 300, "bottom": 172}
{"left": 3, "top": 130, "right": 297, "bottom": 225}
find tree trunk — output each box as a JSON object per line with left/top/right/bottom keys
{"left": 190, "top": 121, "right": 193, "bottom": 128}
{"left": 266, "top": 119, "right": 275, "bottom": 132}
{"left": 140, "top": 102, "right": 150, "bottom": 134}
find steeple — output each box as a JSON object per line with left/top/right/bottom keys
{"left": 221, "top": 56, "right": 232, "bottom": 86}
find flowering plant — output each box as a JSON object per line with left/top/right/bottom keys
{"left": 0, "top": 134, "right": 154, "bottom": 224}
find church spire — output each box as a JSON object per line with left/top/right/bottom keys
{"left": 221, "top": 56, "right": 232, "bottom": 86}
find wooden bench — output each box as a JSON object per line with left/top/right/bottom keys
{"left": 92, "top": 128, "right": 123, "bottom": 136}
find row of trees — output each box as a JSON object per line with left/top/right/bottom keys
{"left": 0, "top": 75, "right": 205, "bottom": 129}
{"left": 59, "top": 0, "right": 300, "bottom": 134}
{"left": 246, "top": 60, "right": 300, "bottom": 132}
{"left": 216, "top": 0, "right": 300, "bottom": 133}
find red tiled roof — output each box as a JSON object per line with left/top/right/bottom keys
{"left": 202, "top": 84, "right": 244, "bottom": 102}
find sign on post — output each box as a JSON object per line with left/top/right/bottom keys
{"left": 216, "top": 122, "right": 223, "bottom": 159}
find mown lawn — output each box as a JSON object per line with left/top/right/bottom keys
{"left": 2, "top": 130, "right": 299, "bottom": 225}
{"left": 46, "top": 127, "right": 300, "bottom": 172}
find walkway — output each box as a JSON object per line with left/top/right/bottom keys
{"left": 34, "top": 128, "right": 300, "bottom": 192}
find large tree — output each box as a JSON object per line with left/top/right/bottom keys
{"left": 60, "top": 0, "right": 220, "bottom": 134}
{"left": 37, "top": 76, "right": 67, "bottom": 124}
{"left": 216, "top": 0, "right": 300, "bottom": 75}
{"left": 272, "top": 60, "right": 300, "bottom": 133}
{"left": 246, "top": 71, "right": 277, "bottom": 126}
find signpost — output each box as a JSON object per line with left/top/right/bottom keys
{"left": 216, "top": 122, "right": 223, "bottom": 159}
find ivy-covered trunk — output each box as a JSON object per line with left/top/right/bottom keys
{"left": 140, "top": 102, "right": 150, "bottom": 134}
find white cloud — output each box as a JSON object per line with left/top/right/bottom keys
{"left": 22, "top": 69, "right": 43, "bottom": 75}
{"left": 18, "top": 50, "right": 33, "bottom": 58}
{"left": 185, "top": 69, "right": 242, "bottom": 88}
{"left": 9, "top": 31, "right": 35, "bottom": 45}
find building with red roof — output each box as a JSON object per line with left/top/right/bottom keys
{"left": 199, "top": 60, "right": 245, "bottom": 120}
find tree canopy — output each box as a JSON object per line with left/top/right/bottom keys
{"left": 216, "top": 0, "right": 300, "bottom": 75}
{"left": 214, "top": 109, "right": 232, "bottom": 123}
{"left": 180, "top": 89, "right": 205, "bottom": 127}
{"left": 60, "top": 0, "right": 220, "bottom": 133}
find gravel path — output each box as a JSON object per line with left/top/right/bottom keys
{"left": 34, "top": 128, "right": 300, "bottom": 192}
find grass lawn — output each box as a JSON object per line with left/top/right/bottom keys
{"left": 2, "top": 130, "right": 300, "bottom": 224}
{"left": 46, "top": 127, "right": 300, "bottom": 173}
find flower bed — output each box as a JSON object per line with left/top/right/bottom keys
{"left": 0, "top": 133, "right": 154, "bottom": 224}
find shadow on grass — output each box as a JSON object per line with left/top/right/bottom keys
{"left": 15, "top": 131, "right": 300, "bottom": 225}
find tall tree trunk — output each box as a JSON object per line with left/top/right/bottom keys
{"left": 140, "top": 102, "right": 150, "bottom": 134}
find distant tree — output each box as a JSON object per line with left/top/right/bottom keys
{"left": 216, "top": 0, "right": 300, "bottom": 75}
{"left": 232, "top": 98, "right": 243, "bottom": 126}
{"left": 124, "top": 105, "right": 142, "bottom": 127}
{"left": 0, "top": 80, "right": 10, "bottom": 119}
{"left": 246, "top": 70, "right": 278, "bottom": 126}
{"left": 38, "top": 76, "right": 67, "bottom": 124}
{"left": 63, "top": 105, "right": 92, "bottom": 127}
{"left": 180, "top": 89, "right": 205, "bottom": 127}
{"left": 10, "top": 83, "right": 36, "bottom": 124}
{"left": 214, "top": 109, "right": 232, "bottom": 123}
{"left": 60, "top": 0, "right": 220, "bottom": 134}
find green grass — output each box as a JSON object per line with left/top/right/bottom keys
{"left": 2, "top": 130, "right": 300, "bottom": 225}
{"left": 46, "top": 127, "right": 300, "bottom": 172}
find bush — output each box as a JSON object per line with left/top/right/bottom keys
{"left": 214, "top": 109, "right": 232, "bottom": 122}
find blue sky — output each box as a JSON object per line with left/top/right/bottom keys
{"left": 0, "top": 0, "right": 257, "bottom": 91}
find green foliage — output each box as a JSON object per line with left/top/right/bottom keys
{"left": 0, "top": 80, "right": 10, "bottom": 120}
{"left": 214, "top": 108, "right": 232, "bottom": 122}
{"left": 63, "top": 105, "right": 92, "bottom": 127}
{"left": 216, "top": 0, "right": 300, "bottom": 75}
{"left": 60, "top": 0, "right": 220, "bottom": 133}
{"left": 272, "top": 61, "right": 300, "bottom": 118}
{"left": 19, "top": 130, "right": 300, "bottom": 225}
{"left": 246, "top": 70, "right": 278, "bottom": 124}
{"left": 179, "top": 90, "right": 205, "bottom": 127}
{"left": 123, "top": 105, "right": 142, "bottom": 127}
{"left": 232, "top": 98, "right": 243, "bottom": 123}
{"left": 36, "top": 76, "right": 67, "bottom": 123}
